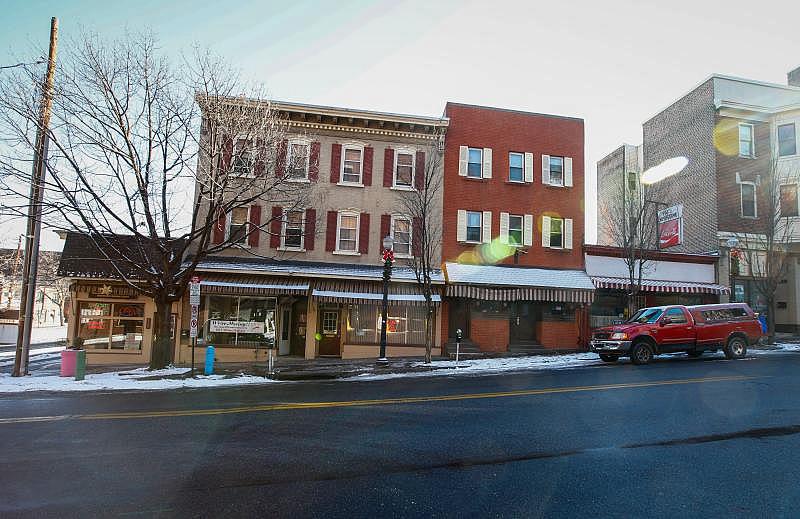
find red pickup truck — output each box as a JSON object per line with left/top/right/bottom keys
{"left": 590, "top": 303, "right": 763, "bottom": 365}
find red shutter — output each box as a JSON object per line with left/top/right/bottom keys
{"left": 383, "top": 147, "right": 394, "bottom": 187}
{"left": 305, "top": 208, "right": 316, "bottom": 251}
{"left": 220, "top": 135, "right": 233, "bottom": 172}
{"left": 276, "top": 139, "right": 288, "bottom": 177}
{"left": 270, "top": 206, "right": 282, "bottom": 248}
{"left": 415, "top": 151, "right": 426, "bottom": 191}
{"left": 412, "top": 217, "right": 422, "bottom": 256}
{"left": 309, "top": 141, "right": 321, "bottom": 181}
{"left": 330, "top": 143, "right": 342, "bottom": 183}
{"left": 254, "top": 139, "right": 265, "bottom": 175}
{"left": 325, "top": 211, "right": 338, "bottom": 252}
{"left": 363, "top": 147, "right": 373, "bottom": 186}
{"left": 359, "top": 212, "right": 370, "bottom": 255}
{"left": 212, "top": 210, "right": 226, "bottom": 244}
{"left": 248, "top": 205, "right": 262, "bottom": 247}
{"left": 381, "top": 214, "right": 391, "bottom": 243}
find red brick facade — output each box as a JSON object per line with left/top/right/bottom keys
{"left": 442, "top": 103, "right": 585, "bottom": 268}
{"left": 470, "top": 317, "right": 509, "bottom": 352}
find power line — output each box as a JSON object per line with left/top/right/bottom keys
{"left": 0, "top": 59, "right": 46, "bottom": 71}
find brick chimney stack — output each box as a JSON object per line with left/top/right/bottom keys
{"left": 789, "top": 66, "right": 800, "bottom": 87}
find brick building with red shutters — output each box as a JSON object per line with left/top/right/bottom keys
{"left": 184, "top": 100, "right": 449, "bottom": 362}
{"left": 440, "top": 103, "right": 594, "bottom": 354}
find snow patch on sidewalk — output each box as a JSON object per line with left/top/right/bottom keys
{"left": 0, "top": 366, "right": 277, "bottom": 393}
{"left": 347, "top": 352, "right": 604, "bottom": 382}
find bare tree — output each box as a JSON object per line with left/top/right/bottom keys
{"left": 731, "top": 154, "right": 800, "bottom": 344}
{"left": 0, "top": 32, "right": 306, "bottom": 369}
{"left": 396, "top": 134, "right": 444, "bottom": 363}
{"left": 35, "top": 251, "right": 68, "bottom": 325}
{"left": 599, "top": 171, "right": 665, "bottom": 314}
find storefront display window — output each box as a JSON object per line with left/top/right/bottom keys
{"left": 346, "top": 304, "right": 426, "bottom": 346}
{"left": 78, "top": 302, "right": 144, "bottom": 351}
{"left": 202, "top": 295, "right": 276, "bottom": 347}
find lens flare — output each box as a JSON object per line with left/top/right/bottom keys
{"left": 713, "top": 119, "right": 740, "bottom": 156}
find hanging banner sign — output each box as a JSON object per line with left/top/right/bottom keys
{"left": 658, "top": 204, "right": 683, "bottom": 249}
{"left": 209, "top": 320, "right": 265, "bottom": 334}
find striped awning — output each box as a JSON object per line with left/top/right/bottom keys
{"left": 199, "top": 275, "right": 309, "bottom": 296}
{"left": 445, "top": 284, "right": 594, "bottom": 304}
{"left": 312, "top": 279, "right": 441, "bottom": 306}
{"left": 591, "top": 276, "right": 730, "bottom": 295}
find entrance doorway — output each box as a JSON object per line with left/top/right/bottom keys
{"left": 448, "top": 299, "right": 470, "bottom": 339}
{"left": 278, "top": 307, "right": 291, "bottom": 355}
{"left": 318, "top": 308, "right": 341, "bottom": 356}
{"left": 509, "top": 302, "right": 538, "bottom": 343}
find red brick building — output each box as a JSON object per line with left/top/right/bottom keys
{"left": 441, "top": 103, "right": 594, "bottom": 353}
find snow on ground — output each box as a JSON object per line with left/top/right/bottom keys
{"left": 2, "top": 342, "right": 800, "bottom": 393}
{"left": 0, "top": 366, "right": 277, "bottom": 393}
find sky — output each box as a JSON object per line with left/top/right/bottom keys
{"left": 1, "top": 0, "right": 799, "bottom": 251}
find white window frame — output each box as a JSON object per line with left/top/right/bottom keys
{"left": 507, "top": 214, "right": 524, "bottom": 246}
{"left": 740, "top": 181, "right": 757, "bottom": 218}
{"left": 508, "top": 152, "right": 525, "bottom": 183}
{"left": 393, "top": 148, "right": 416, "bottom": 190}
{"left": 232, "top": 137, "right": 254, "bottom": 177}
{"left": 549, "top": 217, "right": 564, "bottom": 249}
{"left": 549, "top": 156, "right": 565, "bottom": 187}
{"left": 227, "top": 206, "right": 251, "bottom": 247}
{"left": 286, "top": 138, "right": 311, "bottom": 182}
{"left": 738, "top": 123, "right": 755, "bottom": 158}
{"left": 280, "top": 210, "right": 305, "bottom": 251}
{"left": 335, "top": 211, "right": 361, "bottom": 255}
{"left": 778, "top": 123, "right": 797, "bottom": 158}
{"left": 391, "top": 215, "right": 413, "bottom": 258}
{"left": 466, "top": 148, "right": 483, "bottom": 179}
{"left": 465, "top": 211, "right": 482, "bottom": 243}
{"left": 339, "top": 144, "right": 365, "bottom": 186}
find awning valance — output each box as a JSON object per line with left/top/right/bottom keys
{"left": 445, "top": 284, "right": 593, "bottom": 303}
{"left": 591, "top": 276, "right": 730, "bottom": 295}
{"left": 312, "top": 289, "right": 441, "bottom": 306}
{"left": 199, "top": 275, "right": 309, "bottom": 296}
{"left": 444, "top": 263, "right": 595, "bottom": 303}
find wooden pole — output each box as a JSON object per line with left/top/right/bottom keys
{"left": 12, "top": 17, "right": 58, "bottom": 377}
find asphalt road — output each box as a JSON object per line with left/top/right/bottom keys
{"left": 2, "top": 353, "right": 800, "bottom": 518}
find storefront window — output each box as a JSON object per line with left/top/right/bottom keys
{"left": 78, "top": 302, "right": 144, "bottom": 351}
{"left": 346, "top": 304, "right": 426, "bottom": 345}
{"left": 202, "top": 295, "right": 276, "bottom": 347}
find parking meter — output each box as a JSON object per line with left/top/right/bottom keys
{"left": 455, "top": 328, "right": 463, "bottom": 363}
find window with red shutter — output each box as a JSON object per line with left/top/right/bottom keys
{"left": 358, "top": 212, "right": 370, "bottom": 254}
{"left": 363, "top": 147, "right": 373, "bottom": 186}
{"left": 212, "top": 211, "right": 226, "bottom": 244}
{"left": 415, "top": 151, "right": 426, "bottom": 191}
{"left": 330, "top": 144, "right": 342, "bottom": 184}
{"left": 309, "top": 142, "right": 321, "bottom": 181}
{"left": 383, "top": 148, "right": 394, "bottom": 187}
{"left": 270, "top": 206, "right": 282, "bottom": 248}
{"left": 305, "top": 208, "right": 316, "bottom": 250}
{"left": 325, "top": 211, "right": 338, "bottom": 252}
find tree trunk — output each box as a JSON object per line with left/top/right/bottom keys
{"left": 767, "top": 299, "right": 776, "bottom": 345}
{"left": 424, "top": 302, "right": 434, "bottom": 364}
{"left": 150, "top": 298, "right": 175, "bottom": 370}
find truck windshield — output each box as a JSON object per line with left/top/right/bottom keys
{"left": 627, "top": 308, "right": 663, "bottom": 324}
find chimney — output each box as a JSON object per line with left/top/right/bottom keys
{"left": 789, "top": 66, "right": 800, "bottom": 87}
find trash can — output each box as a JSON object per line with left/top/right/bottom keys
{"left": 60, "top": 349, "right": 78, "bottom": 377}
{"left": 758, "top": 314, "right": 768, "bottom": 334}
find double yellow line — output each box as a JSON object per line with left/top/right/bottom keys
{"left": 0, "top": 374, "right": 754, "bottom": 425}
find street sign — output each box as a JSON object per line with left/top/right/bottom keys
{"left": 189, "top": 276, "right": 201, "bottom": 306}
{"left": 189, "top": 304, "right": 199, "bottom": 338}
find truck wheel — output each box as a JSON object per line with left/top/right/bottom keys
{"left": 724, "top": 336, "right": 747, "bottom": 359}
{"left": 687, "top": 350, "right": 703, "bottom": 358}
{"left": 630, "top": 342, "right": 654, "bottom": 365}
{"left": 599, "top": 354, "right": 619, "bottom": 363}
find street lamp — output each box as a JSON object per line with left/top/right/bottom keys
{"left": 378, "top": 234, "right": 394, "bottom": 366}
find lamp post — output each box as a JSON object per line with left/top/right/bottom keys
{"left": 378, "top": 234, "right": 394, "bottom": 366}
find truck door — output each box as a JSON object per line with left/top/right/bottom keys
{"left": 658, "top": 307, "right": 695, "bottom": 351}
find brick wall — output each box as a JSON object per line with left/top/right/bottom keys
{"left": 643, "top": 79, "right": 718, "bottom": 253}
{"left": 442, "top": 103, "right": 585, "bottom": 268}
{"left": 470, "top": 316, "right": 509, "bottom": 352}
{"left": 714, "top": 115, "right": 771, "bottom": 235}
{"left": 596, "top": 144, "right": 641, "bottom": 246}
{"left": 535, "top": 320, "right": 580, "bottom": 349}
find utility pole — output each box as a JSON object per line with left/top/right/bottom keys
{"left": 12, "top": 17, "right": 58, "bottom": 377}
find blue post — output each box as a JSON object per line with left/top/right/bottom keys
{"left": 204, "top": 345, "right": 215, "bottom": 375}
